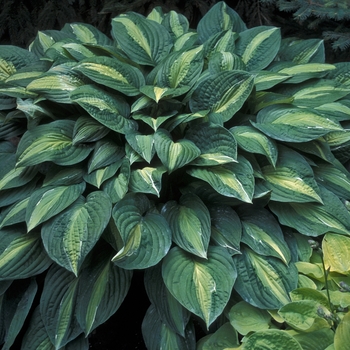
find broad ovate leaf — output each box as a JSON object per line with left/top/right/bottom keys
{"left": 162, "top": 246, "right": 237, "bottom": 328}
{"left": 112, "top": 193, "right": 172, "bottom": 269}
{"left": 236, "top": 26, "right": 281, "bottom": 71}
{"left": 16, "top": 120, "right": 93, "bottom": 167}
{"left": 322, "top": 233, "right": 350, "bottom": 275}
{"left": 73, "top": 56, "right": 145, "bottom": 96}
{"left": 234, "top": 248, "right": 298, "bottom": 309}
{"left": 269, "top": 185, "right": 350, "bottom": 237}
{"left": 0, "top": 229, "right": 52, "bottom": 281}
{"left": 70, "top": 85, "right": 137, "bottom": 134}
{"left": 197, "top": 1, "right": 246, "bottom": 43}
{"left": 25, "top": 182, "right": 85, "bottom": 231}
{"left": 189, "top": 70, "right": 254, "bottom": 124}
{"left": 111, "top": 12, "right": 173, "bottom": 66}
{"left": 72, "top": 116, "right": 110, "bottom": 145}
{"left": 161, "top": 193, "right": 211, "bottom": 258}
{"left": 186, "top": 122, "right": 237, "bottom": 166}
{"left": 187, "top": 156, "right": 254, "bottom": 203}
{"left": 334, "top": 311, "right": 350, "bottom": 350}
{"left": 154, "top": 129, "right": 200, "bottom": 173}
{"left": 41, "top": 191, "right": 112, "bottom": 275}
{"left": 252, "top": 105, "right": 343, "bottom": 143}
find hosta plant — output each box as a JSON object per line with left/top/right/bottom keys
{"left": 1, "top": 1, "right": 350, "bottom": 349}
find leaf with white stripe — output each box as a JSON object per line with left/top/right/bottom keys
{"left": 111, "top": 12, "right": 173, "bottom": 66}
{"left": 125, "top": 132, "right": 155, "bottom": 163}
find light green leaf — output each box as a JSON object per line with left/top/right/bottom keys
{"left": 259, "top": 145, "right": 322, "bottom": 203}
{"left": 234, "top": 248, "right": 298, "bottom": 309}
{"left": 208, "top": 51, "right": 246, "bottom": 74}
{"left": 228, "top": 301, "right": 271, "bottom": 335}
{"left": 112, "top": 193, "right": 172, "bottom": 269}
{"left": 162, "top": 10, "right": 189, "bottom": 38}
{"left": 162, "top": 193, "right": 211, "bottom": 258}
{"left": 323, "top": 233, "right": 350, "bottom": 275}
{"left": 111, "top": 12, "right": 173, "bottom": 66}
{"left": 189, "top": 70, "right": 254, "bottom": 123}
{"left": 73, "top": 56, "right": 145, "bottom": 96}
{"left": 187, "top": 156, "right": 254, "bottom": 203}
{"left": 72, "top": 116, "right": 110, "bottom": 145}
{"left": 40, "top": 265, "right": 82, "bottom": 349}
{"left": 252, "top": 105, "right": 343, "bottom": 142}
{"left": 76, "top": 248, "right": 132, "bottom": 335}
{"left": 144, "top": 264, "right": 191, "bottom": 337}
{"left": 26, "top": 72, "right": 85, "bottom": 104}
{"left": 0, "top": 197, "right": 29, "bottom": 228}
{"left": 254, "top": 71, "right": 290, "bottom": 91}
{"left": 26, "top": 182, "right": 85, "bottom": 231}
{"left": 142, "top": 304, "right": 195, "bottom": 350}
{"left": 41, "top": 191, "right": 112, "bottom": 275}
{"left": 146, "top": 6, "right": 164, "bottom": 23}
{"left": 197, "top": 2, "right": 246, "bottom": 43}
{"left": 231, "top": 125, "right": 278, "bottom": 166}
{"left": 70, "top": 85, "right": 137, "bottom": 134}
{"left": 291, "top": 328, "right": 334, "bottom": 350}
{"left": 83, "top": 161, "right": 122, "bottom": 188}
{"left": 209, "top": 205, "right": 241, "bottom": 255}
{"left": 154, "top": 129, "right": 200, "bottom": 173}
{"left": 334, "top": 311, "right": 350, "bottom": 350}
{"left": 162, "top": 246, "right": 237, "bottom": 328}
{"left": 204, "top": 30, "right": 237, "bottom": 60}
{"left": 129, "top": 166, "right": 166, "bottom": 197}
{"left": 186, "top": 122, "right": 237, "bottom": 166}
{"left": 174, "top": 32, "right": 199, "bottom": 52}
{"left": 16, "top": 120, "right": 93, "bottom": 167}
{"left": 241, "top": 330, "right": 303, "bottom": 350}
{"left": 240, "top": 207, "right": 291, "bottom": 264}
{"left": 236, "top": 26, "right": 281, "bottom": 71}
{"left": 269, "top": 185, "right": 350, "bottom": 236}
{"left": 125, "top": 132, "right": 155, "bottom": 163}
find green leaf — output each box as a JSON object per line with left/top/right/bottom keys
{"left": 278, "top": 300, "right": 331, "bottom": 332}
{"left": 83, "top": 161, "right": 121, "bottom": 188}
{"left": 290, "top": 288, "right": 330, "bottom": 308}
{"left": 234, "top": 248, "right": 298, "bottom": 309}
{"left": 231, "top": 125, "right": 278, "bottom": 166}
{"left": 204, "top": 30, "right": 237, "bottom": 60}
{"left": 197, "top": 2, "right": 246, "bottom": 43}
{"left": 162, "top": 10, "right": 190, "bottom": 38}
{"left": 187, "top": 156, "right": 255, "bottom": 203}
{"left": 162, "top": 246, "right": 237, "bottom": 328}
{"left": 186, "top": 122, "right": 237, "bottom": 166}
{"left": 334, "top": 311, "right": 350, "bottom": 350}
{"left": 208, "top": 51, "right": 246, "bottom": 74}
{"left": 174, "top": 32, "right": 199, "bottom": 52}
{"left": 314, "top": 163, "right": 350, "bottom": 199}
{"left": 111, "top": 12, "right": 173, "bottom": 66}
{"left": 76, "top": 248, "right": 132, "bottom": 335}
{"left": 258, "top": 145, "right": 322, "bottom": 203}
{"left": 240, "top": 207, "right": 291, "bottom": 264}
{"left": 141, "top": 304, "right": 195, "bottom": 350}
{"left": 236, "top": 26, "right": 281, "bottom": 71}
{"left": 41, "top": 191, "right": 111, "bottom": 275}
{"left": 323, "top": 233, "right": 350, "bottom": 275}
{"left": 102, "top": 157, "right": 130, "bottom": 203}
{"left": 241, "top": 330, "right": 303, "bottom": 350}
{"left": 154, "top": 129, "right": 201, "bottom": 173}
{"left": 16, "top": 120, "right": 93, "bottom": 167}
{"left": 112, "top": 193, "right": 172, "bottom": 269}
{"left": 70, "top": 85, "right": 137, "bottom": 134}
{"left": 0, "top": 229, "right": 52, "bottom": 280}
{"left": 254, "top": 71, "right": 290, "bottom": 91}
{"left": 291, "top": 328, "right": 334, "bottom": 350}
{"left": 129, "top": 166, "right": 166, "bottom": 197}
{"left": 26, "top": 72, "right": 85, "bottom": 104}
{"left": 162, "top": 193, "right": 211, "bottom": 258}
{"left": 26, "top": 182, "right": 85, "bottom": 231}
{"left": 125, "top": 132, "right": 155, "bottom": 163}
{"left": 269, "top": 185, "right": 350, "bottom": 236}
{"left": 144, "top": 264, "right": 191, "bottom": 337}
{"left": 209, "top": 205, "right": 241, "bottom": 255}
{"left": 73, "top": 56, "right": 145, "bottom": 96}
{"left": 189, "top": 70, "right": 255, "bottom": 123}
{"left": 72, "top": 116, "right": 110, "bottom": 145}
{"left": 0, "top": 197, "right": 29, "bottom": 228}
{"left": 228, "top": 301, "right": 271, "bottom": 335}
{"left": 2, "top": 279, "right": 37, "bottom": 350}
{"left": 40, "top": 265, "right": 82, "bottom": 349}
{"left": 252, "top": 105, "right": 343, "bottom": 142}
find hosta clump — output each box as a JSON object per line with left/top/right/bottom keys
{"left": 1, "top": 1, "right": 350, "bottom": 349}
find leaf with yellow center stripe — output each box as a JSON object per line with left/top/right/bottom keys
{"left": 112, "top": 12, "right": 173, "bottom": 66}
{"left": 73, "top": 56, "right": 145, "bottom": 96}
{"left": 236, "top": 26, "right": 281, "bottom": 71}
{"left": 189, "top": 70, "right": 254, "bottom": 124}
{"left": 162, "top": 10, "right": 189, "bottom": 39}
{"left": 162, "top": 246, "right": 237, "bottom": 328}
